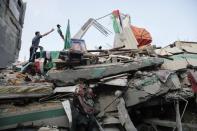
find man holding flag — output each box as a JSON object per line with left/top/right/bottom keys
{"left": 29, "top": 28, "right": 54, "bottom": 62}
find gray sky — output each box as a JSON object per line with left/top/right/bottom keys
{"left": 19, "top": 0, "right": 197, "bottom": 61}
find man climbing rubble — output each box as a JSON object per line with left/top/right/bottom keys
{"left": 29, "top": 28, "right": 54, "bottom": 62}
{"left": 71, "top": 82, "right": 99, "bottom": 131}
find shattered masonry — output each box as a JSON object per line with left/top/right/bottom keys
{"left": 0, "top": 6, "right": 197, "bottom": 131}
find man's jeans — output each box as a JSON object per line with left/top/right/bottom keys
{"left": 29, "top": 46, "right": 38, "bottom": 62}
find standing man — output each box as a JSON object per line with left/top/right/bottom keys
{"left": 29, "top": 28, "right": 54, "bottom": 62}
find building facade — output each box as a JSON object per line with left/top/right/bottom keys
{"left": 0, "top": 0, "right": 26, "bottom": 68}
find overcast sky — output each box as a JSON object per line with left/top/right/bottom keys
{"left": 19, "top": 0, "right": 197, "bottom": 61}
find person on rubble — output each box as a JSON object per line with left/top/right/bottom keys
{"left": 29, "top": 28, "right": 54, "bottom": 62}
{"left": 71, "top": 82, "right": 99, "bottom": 131}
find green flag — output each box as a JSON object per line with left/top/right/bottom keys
{"left": 64, "top": 20, "right": 71, "bottom": 50}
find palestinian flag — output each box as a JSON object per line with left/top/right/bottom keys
{"left": 112, "top": 10, "right": 122, "bottom": 33}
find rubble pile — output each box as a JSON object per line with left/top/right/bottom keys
{"left": 1, "top": 41, "right": 197, "bottom": 131}
{"left": 1, "top": 9, "right": 197, "bottom": 131}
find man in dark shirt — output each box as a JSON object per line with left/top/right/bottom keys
{"left": 29, "top": 28, "right": 54, "bottom": 62}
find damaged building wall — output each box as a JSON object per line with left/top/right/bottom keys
{"left": 0, "top": 0, "right": 26, "bottom": 68}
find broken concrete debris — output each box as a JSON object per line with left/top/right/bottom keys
{"left": 1, "top": 8, "right": 197, "bottom": 131}
{"left": 0, "top": 102, "right": 69, "bottom": 130}
{"left": 48, "top": 57, "right": 163, "bottom": 85}
{"left": 156, "top": 41, "right": 197, "bottom": 71}
{"left": 1, "top": 40, "right": 197, "bottom": 131}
